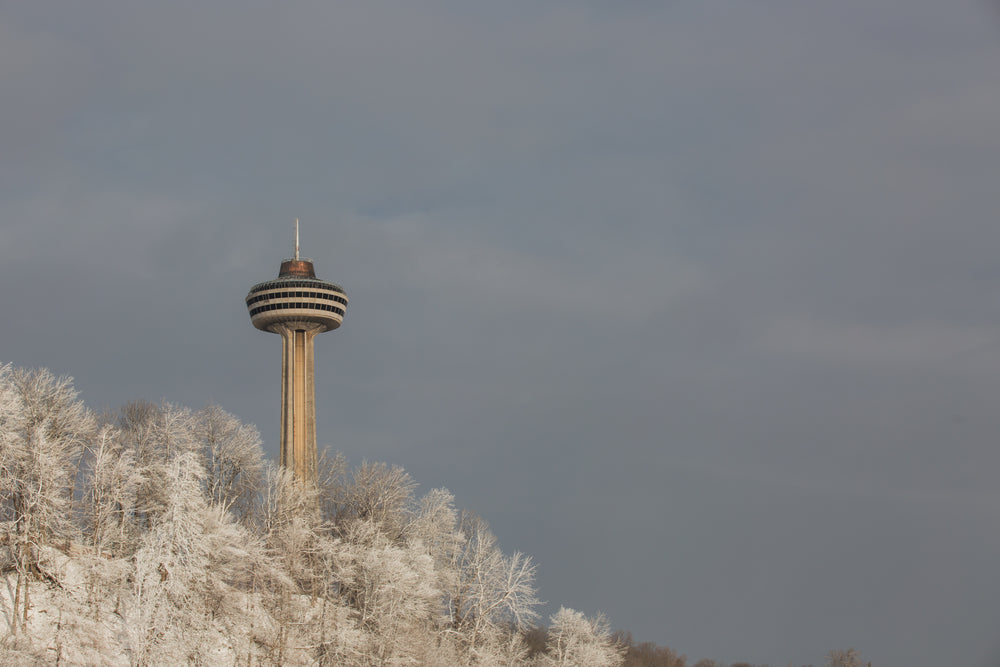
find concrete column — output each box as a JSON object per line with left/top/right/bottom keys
{"left": 305, "top": 329, "right": 318, "bottom": 482}
{"left": 275, "top": 322, "right": 323, "bottom": 485}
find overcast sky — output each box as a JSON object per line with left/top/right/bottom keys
{"left": 3, "top": 2, "right": 1000, "bottom": 665}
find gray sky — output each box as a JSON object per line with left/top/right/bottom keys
{"left": 2, "top": 2, "right": 1000, "bottom": 664}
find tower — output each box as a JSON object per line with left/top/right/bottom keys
{"left": 246, "top": 221, "right": 347, "bottom": 484}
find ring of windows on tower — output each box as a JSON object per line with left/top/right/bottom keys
{"left": 246, "top": 291, "right": 348, "bottom": 307}
{"left": 249, "top": 302, "right": 346, "bottom": 317}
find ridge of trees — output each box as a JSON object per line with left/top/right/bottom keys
{"left": 0, "top": 362, "right": 866, "bottom": 666}
{"left": 0, "top": 363, "right": 623, "bottom": 665}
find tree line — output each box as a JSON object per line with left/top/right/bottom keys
{"left": 0, "top": 362, "right": 623, "bottom": 665}
{"left": 0, "top": 362, "right": 865, "bottom": 666}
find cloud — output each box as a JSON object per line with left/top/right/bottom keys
{"left": 759, "top": 318, "right": 998, "bottom": 369}
{"left": 351, "top": 212, "right": 706, "bottom": 324}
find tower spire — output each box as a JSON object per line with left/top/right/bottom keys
{"left": 295, "top": 218, "right": 300, "bottom": 260}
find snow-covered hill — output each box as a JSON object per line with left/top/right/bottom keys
{"left": 0, "top": 363, "right": 623, "bottom": 666}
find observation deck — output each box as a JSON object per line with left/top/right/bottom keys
{"left": 246, "top": 257, "right": 348, "bottom": 333}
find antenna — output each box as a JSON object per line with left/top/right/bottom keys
{"left": 295, "top": 218, "right": 300, "bottom": 260}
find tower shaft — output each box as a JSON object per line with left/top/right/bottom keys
{"left": 276, "top": 323, "right": 322, "bottom": 484}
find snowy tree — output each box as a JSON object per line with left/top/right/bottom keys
{"left": 825, "top": 647, "right": 864, "bottom": 667}
{"left": 249, "top": 462, "right": 381, "bottom": 664}
{"left": 0, "top": 363, "right": 25, "bottom": 505}
{"left": 0, "top": 366, "right": 95, "bottom": 632}
{"left": 194, "top": 404, "right": 264, "bottom": 521}
{"left": 123, "top": 451, "right": 286, "bottom": 664}
{"left": 315, "top": 448, "right": 348, "bottom": 523}
{"left": 339, "top": 461, "right": 416, "bottom": 540}
{"left": 448, "top": 512, "right": 540, "bottom": 661}
{"left": 253, "top": 463, "right": 328, "bottom": 592}
{"left": 0, "top": 362, "right": 26, "bottom": 635}
{"left": 408, "top": 487, "right": 462, "bottom": 574}
{"left": 408, "top": 486, "right": 465, "bottom": 655}
{"left": 114, "top": 401, "right": 161, "bottom": 470}
{"left": 115, "top": 401, "right": 201, "bottom": 532}
{"left": 538, "top": 607, "right": 624, "bottom": 667}
{"left": 335, "top": 518, "right": 441, "bottom": 665}
{"left": 82, "top": 424, "right": 144, "bottom": 556}
{"left": 123, "top": 451, "right": 211, "bottom": 663}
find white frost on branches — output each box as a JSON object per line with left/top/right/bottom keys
{"left": 0, "top": 361, "right": 636, "bottom": 666}
{"left": 538, "top": 607, "right": 624, "bottom": 667}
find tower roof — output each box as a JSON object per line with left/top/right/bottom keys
{"left": 279, "top": 258, "right": 317, "bottom": 279}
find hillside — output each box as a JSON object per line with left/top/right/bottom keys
{"left": 0, "top": 362, "right": 623, "bottom": 665}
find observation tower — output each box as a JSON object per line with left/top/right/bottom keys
{"left": 246, "top": 221, "right": 347, "bottom": 484}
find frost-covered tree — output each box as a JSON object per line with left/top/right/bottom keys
{"left": 194, "top": 404, "right": 264, "bottom": 521}
{"left": 538, "top": 607, "right": 624, "bottom": 667}
{"left": 408, "top": 488, "right": 462, "bottom": 573}
{"left": 124, "top": 451, "right": 212, "bottom": 662}
{"left": 0, "top": 362, "right": 26, "bottom": 634}
{"left": 337, "top": 461, "right": 416, "bottom": 540}
{"left": 254, "top": 463, "right": 327, "bottom": 591}
{"left": 115, "top": 401, "right": 201, "bottom": 532}
{"left": 114, "top": 401, "right": 163, "bottom": 483}
{"left": 124, "top": 451, "right": 285, "bottom": 664}
{"left": 825, "top": 647, "right": 864, "bottom": 667}
{"left": 335, "top": 518, "right": 440, "bottom": 665}
{"left": 315, "top": 448, "right": 348, "bottom": 522}
{"left": 249, "top": 463, "right": 371, "bottom": 664}
{"left": 408, "top": 486, "right": 464, "bottom": 655}
{"left": 0, "top": 363, "right": 25, "bottom": 499}
{"left": 0, "top": 366, "right": 95, "bottom": 631}
{"left": 448, "top": 512, "right": 540, "bottom": 661}
{"left": 82, "top": 424, "right": 144, "bottom": 556}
